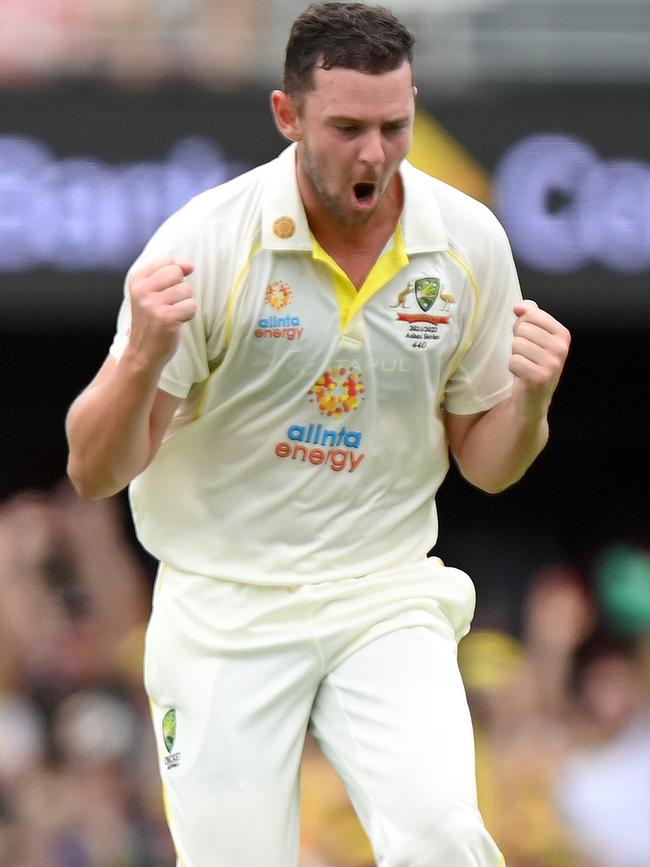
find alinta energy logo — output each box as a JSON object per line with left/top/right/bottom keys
{"left": 254, "top": 281, "right": 304, "bottom": 341}
{"left": 274, "top": 365, "right": 366, "bottom": 473}
{"left": 265, "top": 281, "right": 292, "bottom": 309}
{"left": 308, "top": 366, "right": 365, "bottom": 417}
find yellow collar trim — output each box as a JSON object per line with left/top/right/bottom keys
{"left": 312, "top": 224, "right": 409, "bottom": 331}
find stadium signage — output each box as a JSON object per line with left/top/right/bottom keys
{"left": 0, "top": 135, "right": 240, "bottom": 271}
{"left": 0, "top": 131, "right": 647, "bottom": 277}
{"left": 494, "top": 133, "right": 650, "bottom": 274}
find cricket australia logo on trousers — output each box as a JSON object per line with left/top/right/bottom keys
{"left": 390, "top": 276, "right": 454, "bottom": 350}
{"left": 163, "top": 708, "right": 181, "bottom": 769}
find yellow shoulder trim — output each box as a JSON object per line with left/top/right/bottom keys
{"left": 437, "top": 248, "right": 481, "bottom": 406}
{"left": 191, "top": 237, "right": 262, "bottom": 420}
{"left": 225, "top": 238, "right": 262, "bottom": 347}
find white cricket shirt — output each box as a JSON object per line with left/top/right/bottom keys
{"left": 110, "top": 144, "right": 522, "bottom": 584}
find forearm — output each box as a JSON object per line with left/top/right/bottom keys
{"left": 66, "top": 257, "right": 196, "bottom": 500}
{"left": 66, "top": 351, "right": 164, "bottom": 500}
{"left": 453, "top": 396, "right": 549, "bottom": 493}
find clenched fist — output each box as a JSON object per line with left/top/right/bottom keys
{"left": 510, "top": 300, "right": 571, "bottom": 415}
{"left": 127, "top": 256, "right": 197, "bottom": 369}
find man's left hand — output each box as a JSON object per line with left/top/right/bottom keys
{"left": 509, "top": 300, "right": 571, "bottom": 416}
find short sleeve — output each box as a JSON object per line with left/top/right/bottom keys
{"left": 108, "top": 206, "right": 224, "bottom": 400}
{"left": 443, "top": 216, "right": 522, "bottom": 415}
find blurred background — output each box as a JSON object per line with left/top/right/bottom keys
{"left": 0, "top": 1, "right": 648, "bottom": 865}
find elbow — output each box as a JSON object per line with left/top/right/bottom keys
{"left": 476, "top": 478, "right": 515, "bottom": 495}
{"left": 67, "top": 470, "right": 103, "bottom": 502}
{"left": 462, "top": 474, "right": 510, "bottom": 495}
{"left": 66, "top": 457, "right": 118, "bottom": 501}
{"left": 456, "top": 463, "right": 520, "bottom": 495}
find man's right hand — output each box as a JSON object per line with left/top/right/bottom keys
{"left": 127, "top": 256, "right": 197, "bottom": 368}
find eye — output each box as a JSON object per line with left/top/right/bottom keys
{"left": 336, "top": 125, "right": 359, "bottom": 135}
{"left": 383, "top": 122, "right": 407, "bottom": 134}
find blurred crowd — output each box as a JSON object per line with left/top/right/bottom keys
{"left": 0, "top": 0, "right": 268, "bottom": 89}
{"left": 0, "top": 483, "right": 169, "bottom": 867}
{"left": 0, "top": 482, "right": 649, "bottom": 867}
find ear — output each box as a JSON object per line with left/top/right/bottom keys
{"left": 270, "top": 90, "right": 303, "bottom": 142}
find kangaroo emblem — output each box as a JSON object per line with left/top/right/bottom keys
{"left": 390, "top": 282, "right": 414, "bottom": 309}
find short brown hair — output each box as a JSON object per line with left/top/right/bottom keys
{"left": 283, "top": 2, "right": 414, "bottom": 99}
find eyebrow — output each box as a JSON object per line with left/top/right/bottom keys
{"left": 328, "top": 115, "right": 411, "bottom": 126}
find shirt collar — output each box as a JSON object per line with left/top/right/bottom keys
{"left": 262, "top": 144, "right": 313, "bottom": 251}
{"left": 262, "top": 143, "right": 448, "bottom": 254}
{"left": 398, "top": 158, "right": 448, "bottom": 254}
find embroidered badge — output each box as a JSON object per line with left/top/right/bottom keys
{"left": 391, "top": 277, "right": 451, "bottom": 350}
{"left": 414, "top": 277, "right": 440, "bottom": 312}
{"left": 272, "top": 216, "right": 296, "bottom": 239}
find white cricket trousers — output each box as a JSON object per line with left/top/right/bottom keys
{"left": 144, "top": 558, "right": 505, "bottom": 867}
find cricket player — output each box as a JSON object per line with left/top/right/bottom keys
{"left": 66, "top": 3, "right": 570, "bottom": 865}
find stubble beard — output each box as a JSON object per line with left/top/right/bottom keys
{"left": 302, "top": 141, "right": 379, "bottom": 229}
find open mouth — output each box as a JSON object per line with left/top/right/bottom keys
{"left": 353, "top": 182, "right": 377, "bottom": 205}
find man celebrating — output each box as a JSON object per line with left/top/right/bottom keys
{"left": 66, "top": 3, "right": 570, "bottom": 865}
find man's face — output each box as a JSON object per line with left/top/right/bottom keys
{"left": 293, "top": 61, "right": 415, "bottom": 228}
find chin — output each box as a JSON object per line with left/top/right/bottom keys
{"left": 324, "top": 203, "right": 371, "bottom": 228}
{"left": 350, "top": 212, "right": 375, "bottom": 228}
{"left": 336, "top": 212, "right": 374, "bottom": 229}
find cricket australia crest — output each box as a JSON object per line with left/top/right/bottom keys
{"left": 162, "top": 708, "right": 181, "bottom": 769}
{"left": 414, "top": 277, "right": 440, "bottom": 312}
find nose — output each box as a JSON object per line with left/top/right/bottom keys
{"left": 358, "top": 128, "right": 385, "bottom": 168}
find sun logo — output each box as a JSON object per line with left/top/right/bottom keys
{"left": 264, "top": 281, "right": 292, "bottom": 309}
{"left": 308, "top": 366, "right": 365, "bottom": 417}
